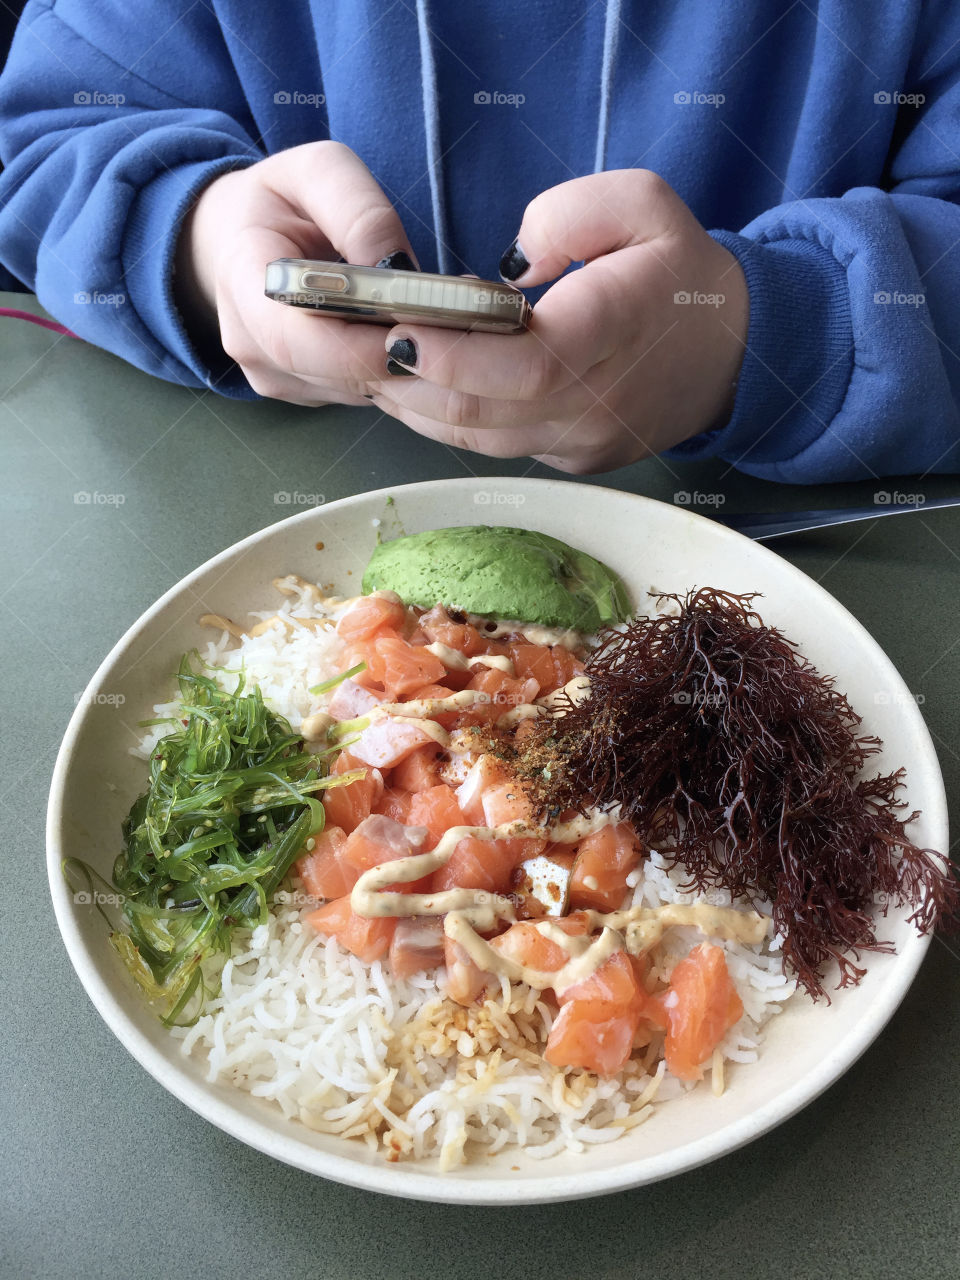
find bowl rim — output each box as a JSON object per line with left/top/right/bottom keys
{"left": 46, "top": 476, "right": 947, "bottom": 1204}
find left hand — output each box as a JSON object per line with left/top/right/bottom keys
{"left": 370, "top": 170, "right": 749, "bottom": 472}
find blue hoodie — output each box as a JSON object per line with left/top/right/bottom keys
{"left": 1, "top": 0, "right": 960, "bottom": 482}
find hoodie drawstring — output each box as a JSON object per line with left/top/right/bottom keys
{"left": 415, "top": 0, "right": 452, "bottom": 272}
{"left": 595, "top": 0, "right": 622, "bottom": 174}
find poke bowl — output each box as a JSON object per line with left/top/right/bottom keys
{"left": 46, "top": 477, "right": 948, "bottom": 1204}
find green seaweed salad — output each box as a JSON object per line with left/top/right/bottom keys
{"left": 68, "top": 655, "right": 354, "bottom": 1026}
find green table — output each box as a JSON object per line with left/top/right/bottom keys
{"left": 3, "top": 293, "right": 959, "bottom": 1280}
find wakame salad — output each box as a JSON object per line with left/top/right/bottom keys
{"left": 77, "top": 657, "right": 345, "bottom": 1025}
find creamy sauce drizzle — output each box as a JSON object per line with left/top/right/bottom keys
{"left": 375, "top": 689, "right": 489, "bottom": 722}
{"left": 496, "top": 675, "right": 591, "bottom": 725}
{"left": 273, "top": 574, "right": 325, "bottom": 604}
{"left": 347, "top": 691, "right": 491, "bottom": 749}
{"left": 301, "top": 710, "right": 335, "bottom": 741}
{"left": 424, "top": 642, "right": 515, "bottom": 674}
{"left": 496, "top": 705, "right": 544, "bottom": 726}
{"left": 250, "top": 614, "right": 333, "bottom": 637}
{"left": 473, "top": 617, "right": 584, "bottom": 651}
{"left": 349, "top": 822, "right": 768, "bottom": 994}
{"left": 200, "top": 610, "right": 334, "bottom": 640}
{"left": 350, "top": 675, "right": 589, "bottom": 744}
{"left": 447, "top": 911, "right": 624, "bottom": 994}
{"left": 198, "top": 612, "right": 246, "bottom": 640}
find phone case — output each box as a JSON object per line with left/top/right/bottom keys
{"left": 264, "top": 259, "right": 531, "bottom": 333}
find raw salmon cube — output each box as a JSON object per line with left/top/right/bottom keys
{"left": 407, "top": 784, "right": 467, "bottom": 846}
{"left": 391, "top": 745, "right": 443, "bottom": 792}
{"left": 568, "top": 822, "right": 642, "bottom": 913}
{"left": 389, "top": 916, "right": 446, "bottom": 979}
{"left": 321, "top": 749, "right": 384, "bottom": 833}
{"left": 336, "top": 595, "right": 406, "bottom": 643}
{"left": 350, "top": 718, "right": 435, "bottom": 769}
{"left": 489, "top": 914, "right": 591, "bottom": 972}
{"left": 544, "top": 1002, "right": 640, "bottom": 1077}
{"left": 327, "top": 678, "right": 386, "bottom": 721}
{"left": 304, "top": 896, "right": 396, "bottom": 962}
{"left": 295, "top": 825, "right": 357, "bottom": 899}
{"left": 481, "top": 780, "right": 546, "bottom": 859}
{"left": 455, "top": 754, "right": 511, "bottom": 825}
{"left": 373, "top": 635, "right": 447, "bottom": 699}
{"left": 443, "top": 933, "right": 493, "bottom": 1005}
{"left": 374, "top": 786, "right": 415, "bottom": 825}
{"left": 432, "top": 834, "right": 516, "bottom": 895}
{"left": 657, "top": 944, "right": 744, "bottom": 1082}
{"left": 342, "top": 813, "right": 429, "bottom": 873}
{"left": 419, "top": 604, "right": 487, "bottom": 656}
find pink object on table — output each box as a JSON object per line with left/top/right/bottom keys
{"left": 0, "top": 307, "right": 80, "bottom": 338}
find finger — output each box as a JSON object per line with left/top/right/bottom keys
{"left": 383, "top": 263, "right": 623, "bottom": 399}
{"left": 499, "top": 169, "right": 683, "bottom": 286}
{"left": 240, "top": 363, "right": 372, "bottom": 407}
{"left": 272, "top": 307, "right": 392, "bottom": 386}
{"left": 370, "top": 393, "right": 580, "bottom": 460}
{"left": 373, "top": 392, "right": 643, "bottom": 473}
{"left": 262, "top": 140, "right": 418, "bottom": 267}
{"left": 369, "top": 368, "right": 593, "bottom": 430}
{"left": 223, "top": 225, "right": 393, "bottom": 392}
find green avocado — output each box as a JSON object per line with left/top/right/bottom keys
{"left": 361, "top": 525, "right": 630, "bottom": 633}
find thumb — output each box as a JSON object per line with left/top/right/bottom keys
{"left": 499, "top": 169, "right": 682, "bottom": 286}
{"left": 263, "top": 140, "right": 419, "bottom": 268}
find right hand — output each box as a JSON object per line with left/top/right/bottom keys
{"left": 175, "top": 141, "right": 418, "bottom": 405}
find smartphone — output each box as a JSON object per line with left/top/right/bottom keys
{"left": 264, "top": 258, "right": 531, "bottom": 333}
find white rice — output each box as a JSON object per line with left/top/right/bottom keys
{"left": 137, "top": 581, "right": 797, "bottom": 1170}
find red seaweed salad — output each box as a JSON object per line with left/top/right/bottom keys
{"left": 522, "top": 588, "right": 958, "bottom": 998}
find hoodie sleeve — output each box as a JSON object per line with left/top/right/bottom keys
{"left": 668, "top": 20, "right": 960, "bottom": 482}
{"left": 0, "top": 0, "right": 261, "bottom": 394}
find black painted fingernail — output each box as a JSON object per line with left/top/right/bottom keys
{"left": 375, "top": 250, "right": 418, "bottom": 271}
{"left": 499, "top": 237, "right": 529, "bottom": 281}
{"left": 363, "top": 393, "right": 375, "bottom": 399}
{"left": 386, "top": 357, "right": 416, "bottom": 377}
{"left": 387, "top": 337, "right": 417, "bottom": 367}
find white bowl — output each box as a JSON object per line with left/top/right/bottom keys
{"left": 47, "top": 477, "right": 947, "bottom": 1203}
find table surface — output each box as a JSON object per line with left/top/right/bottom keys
{"left": 3, "top": 293, "right": 959, "bottom": 1280}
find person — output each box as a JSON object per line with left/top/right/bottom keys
{"left": 0, "top": 1, "right": 958, "bottom": 480}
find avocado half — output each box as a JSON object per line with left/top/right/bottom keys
{"left": 361, "top": 525, "right": 630, "bottom": 633}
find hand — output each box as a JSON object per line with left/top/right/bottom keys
{"left": 174, "top": 141, "right": 417, "bottom": 406}
{"left": 370, "top": 170, "right": 749, "bottom": 471}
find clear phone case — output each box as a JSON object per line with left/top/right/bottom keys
{"left": 264, "top": 259, "right": 531, "bottom": 333}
